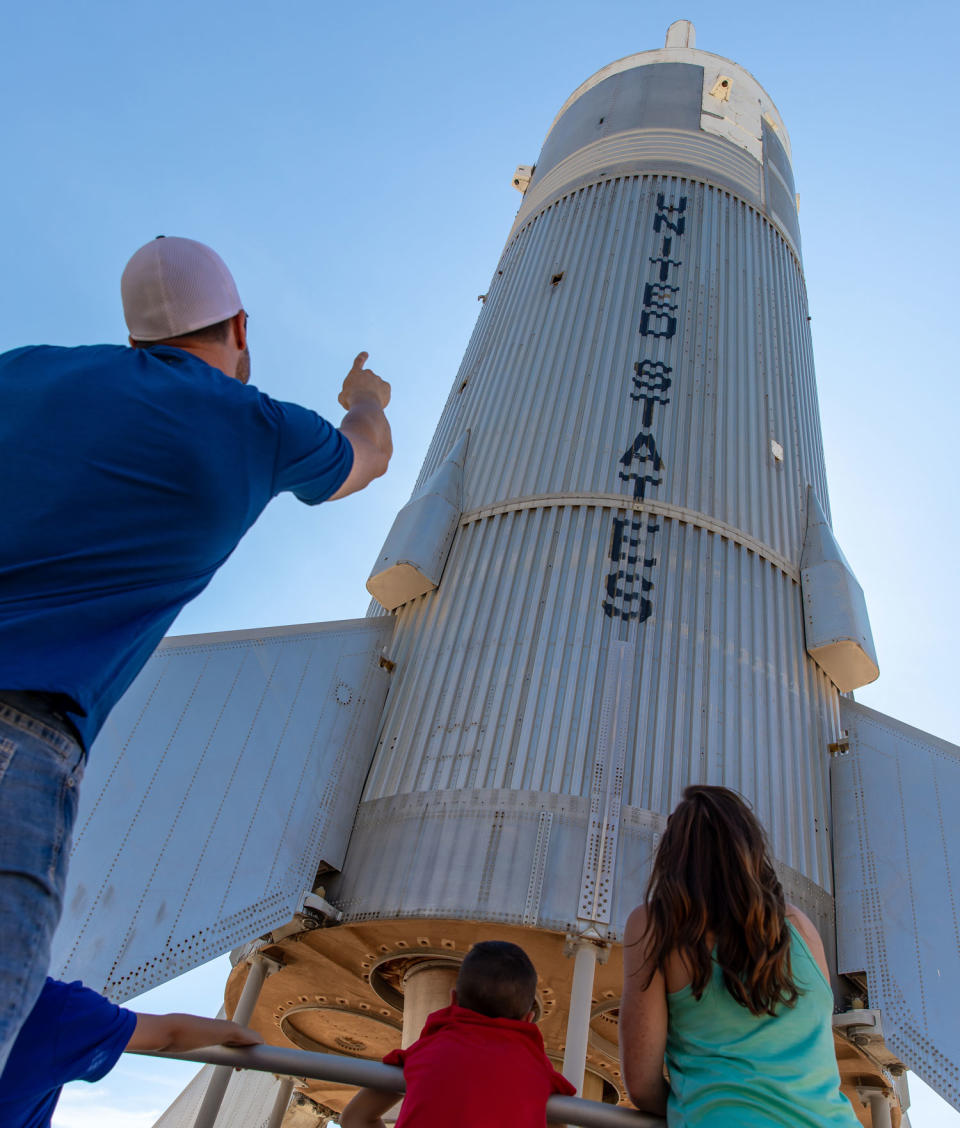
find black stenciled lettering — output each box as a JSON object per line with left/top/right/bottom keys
{"left": 620, "top": 431, "right": 665, "bottom": 472}
{"left": 632, "top": 394, "right": 668, "bottom": 427}
{"left": 600, "top": 193, "right": 689, "bottom": 624}
{"left": 639, "top": 309, "right": 677, "bottom": 338}
{"left": 620, "top": 473, "right": 663, "bottom": 500}
{"left": 609, "top": 516, "right": 647, "bottom": 566}
{"left": 602, "top": 596, "right": 653, "bottom": 622}
{"left": 648, "top": 256, "right": 682, "bottom": 282}
{"left": 656, "top": 192, "right": 688, "bottom": 213}
{"left": 609, "top": 517, "right": 636, "bottom": 561}
{"left": 654, "top": 212, "right": 686, "bottom": 236}
{"left": 632, "top": 360, "right": 672, "bottom": 392}
{"left": 642, "top": 282, "right": 679, "bottom": 310}
{"left": 605, "top": 570, "right": 637, "bottom": 601}
{"left": 602, "top": 569, "right": 654, "bottom": 623}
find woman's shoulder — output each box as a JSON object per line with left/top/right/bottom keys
{"left": 785, "top": 904, "right": 831, "bottom": 980}
{"left": 784, "top": 904, "right": 817, "bottom": 943}
{"left": 622, "top": 904, "right": 655, "bottom": 977}
{"left": 624, "top": 903, "right": 649, "bottom": 937}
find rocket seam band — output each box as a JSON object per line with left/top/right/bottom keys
{"left": 509, "top": 167, "right": 802, "bottom": 272}
{"left": 513, "top": 129, "right": 759, "bottom": 226}
{"left": 459, "top": 493, "right": 799, "bottom": 581}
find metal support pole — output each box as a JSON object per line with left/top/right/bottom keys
{"left": 266, "top": 1076, "right": 295, "bottom": 1128}
{"left": 562, "top": 939, "right": 599, "bottom": 1096}
{"left": 193, "top": 954, "right": 277, "bottom": 1128}
{"left": 400, "top": 958, "right": 461, "bottom": 1047}
{"left": 856, "top": 1089, "right": 893, "bottom": 1128}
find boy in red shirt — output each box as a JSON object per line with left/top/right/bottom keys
{"left": 342, "top": 940, "right": 574, "bottom": 1127}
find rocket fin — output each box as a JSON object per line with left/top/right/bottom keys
{"left": 833, "top": 699, "right": 960, "bottom": 1113}
{"left": 50, "top": 616, "right": 393, "bottom": 1001}
{"left": 366, "top": 430, "right": 469, "bottom": 611}
{"left": 800, "top": 488, "right": 879, "bottom": 691}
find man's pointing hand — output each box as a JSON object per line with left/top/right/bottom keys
{"left": 339, "top": 351, "right": 391, "bottom": 411}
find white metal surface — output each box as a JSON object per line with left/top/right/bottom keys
{"left": 335, "top": 49, "right": 843, "bottom": 934}
{"left": 542, "top": 47, "right": 790, "bottom": 161}
{"left": 414, "top": 177, "right": 827, "bottom": 560}
{"left": 150, "top": 1061, "right": 286, "bottom": 1128}
{"left": 367, "top": 431, "right": 468, "bottom": 610}
{"left": 833, "top": 699, "right": 960, "bottom": 1111}
{"left": 350, "top": 515, "right": 839, "bottom": 909}
{"left": 578, "top": 642, "right": 631, "bottom": 924}
{"left": 800, "top": 490, "right": 878, "bottom": 691}
{"left": 51, "top": 618, "right": 392, "bottom": 1001}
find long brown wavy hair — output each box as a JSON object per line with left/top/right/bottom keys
{"left": 640, "top": 785, "right": 799, "bottom": 1016}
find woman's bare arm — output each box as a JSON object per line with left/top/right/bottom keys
{"left": 340, "top": 1087, "right": 399, "bottom": 1128}
{"left": 619, "top": 904, "right": 670, "bottom": 1116}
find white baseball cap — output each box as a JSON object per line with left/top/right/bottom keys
{"left": 121, "top": 235, "right": 243, "bottom": 341}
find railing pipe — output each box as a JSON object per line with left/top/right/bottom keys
{"left": 135, "top": 1043, "right": 664, "bottom": 1128}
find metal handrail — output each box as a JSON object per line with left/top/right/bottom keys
{"left": 138, "top": 1043, "right": 665, "bottom": 1127}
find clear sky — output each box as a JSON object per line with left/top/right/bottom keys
{"left": 2, "top": 0, "right": 957, "bottom": 1123}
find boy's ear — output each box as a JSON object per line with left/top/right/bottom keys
{"left": 450, "top": 989, "right": 458, "bottom": 1006}
{"left": 523, "top": 1008, "right": 536, "bottom": 1023}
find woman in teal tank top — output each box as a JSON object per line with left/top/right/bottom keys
{"left": 619, "top": 786, "right": 860, "bottom": 1127}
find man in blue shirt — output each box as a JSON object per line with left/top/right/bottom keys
{"left": 0, "top": 977, "right": 262, "bottom": 1128}
{"left": 0, "top": 236, "right": 393, "bottom": 1071}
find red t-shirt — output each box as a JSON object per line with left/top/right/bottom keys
{"left": 384, "top": 1005, "right": 575, "bottom": 1127}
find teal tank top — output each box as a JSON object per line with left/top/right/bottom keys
{"left": 664, "top": 922, "right": 859, "bottom": 1126}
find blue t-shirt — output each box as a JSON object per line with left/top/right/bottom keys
{"left": 0, "top": 978, "right": 136, "bottom": 1128}
{"left": 0, "top": 344, "right": 353, "bottom": 749}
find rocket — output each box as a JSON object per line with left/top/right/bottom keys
{"left": 53, "top": 20, "right": 959, "bottom": 1128}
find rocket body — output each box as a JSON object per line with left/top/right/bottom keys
{"left": 334, "top": 42, "right": 845, "bottom": 934}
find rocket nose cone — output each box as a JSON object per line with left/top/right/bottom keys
{"left": 665, "top": 19, "right": 695, "bottom": 49}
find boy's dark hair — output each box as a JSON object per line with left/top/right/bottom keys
{"left": 455, "top": 941, "right": 538, "bottom": 1020}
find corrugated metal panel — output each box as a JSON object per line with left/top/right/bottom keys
{"left": 341, "top": 167, "right": 840, "bottom": 928}
{"left": 334, "top": 788, "right": 590, "bottom": 929}
{"left": 833, "top": 700, "right": 960, "bottom": 1112}
{"left": 341, "top": 507, "right": 839, "bottom": 923}
{"left": 150, "top": 1062, "right": 284, "bottom": 1128}
{"left": 414, "top": 176, "right": 828, "bottom": 562}
{"left": 334, "top": 781, "right": 833, "bottom": 940}
{"left": 51, "top": 618, "right": 392, "bottom": 1001}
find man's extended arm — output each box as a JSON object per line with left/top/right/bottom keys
{"left": 329, "top": 351, "right": 393, "bottom": 500}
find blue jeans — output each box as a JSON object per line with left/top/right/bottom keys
{"left": 0, "top": 701, "right": 85, "bottom": 1072}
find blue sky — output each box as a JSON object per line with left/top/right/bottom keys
{"left": 2, "top": 0, "right": 957, "bottom": 1123}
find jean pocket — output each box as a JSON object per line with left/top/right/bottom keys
{"left": 48, "top": 759, "right": 84, "bottom": 890}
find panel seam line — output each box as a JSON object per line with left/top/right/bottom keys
{"left": 459, "top": 493, "right": 799, "bottom": 580}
